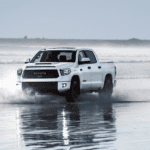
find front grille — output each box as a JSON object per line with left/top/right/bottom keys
{"left": 22, "top": 82, "right": 58, "bottom": 93}
{"left": 23, "top": 70, "right": 59, "bottom": 78}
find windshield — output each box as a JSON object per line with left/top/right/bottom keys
{"left": 30, "top": 50, "right": 76, "bottom": 63}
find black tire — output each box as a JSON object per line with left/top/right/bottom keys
{"left": 66, "top": 80, "right": 80, "bottom": 102}
{"left": 99, "top": 77, "right": 113, "bottom": 100}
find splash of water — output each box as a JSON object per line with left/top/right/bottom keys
{"left": 0, "top": 71, "right": 64, "bottom": 104}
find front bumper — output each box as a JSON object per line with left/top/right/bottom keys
{"left": 16, "top": 81, "right": 71, "bottom": 94}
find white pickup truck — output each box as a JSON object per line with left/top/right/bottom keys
{"left": 17, "top": 47, "right": 116, "bottom": 102}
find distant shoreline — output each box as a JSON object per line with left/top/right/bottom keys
{"left": 0, "top": 38, "right": 150, "bottom": 47}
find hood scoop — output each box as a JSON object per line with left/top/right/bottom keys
{"left": 26, "top": 66, "right": 55, "bottom": 68}
{"left": 35, "top": 63, "right": 52, "bottom": 65}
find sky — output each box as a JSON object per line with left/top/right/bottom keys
{"left": 0, "top": 0, "right": 150, "bottom": 39}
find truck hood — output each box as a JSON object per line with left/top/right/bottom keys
{"left": 24, "top": 62, "right": 74, "bottom": 69}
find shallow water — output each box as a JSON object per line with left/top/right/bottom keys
{"left": 1, "top": 94, "right": 150, "bottom": 150}
{"left": 0, "top": 63, "right": 150, "bottom": 149}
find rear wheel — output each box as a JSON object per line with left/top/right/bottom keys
{"left": 66, "top": 80, "right": 80, "bottom": 102}
{"left": 99, "top": 77, "right": 113, "bottom": 100}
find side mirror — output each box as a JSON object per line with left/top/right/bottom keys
{"left": 25, "top": 58, "right": 30, "bottom": 64}
{"left": 79, "top": 58, "right": 90, "bottom": 64}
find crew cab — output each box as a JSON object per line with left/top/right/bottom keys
{"left": 16, "top": 47, "right": 116, "bottom": 102}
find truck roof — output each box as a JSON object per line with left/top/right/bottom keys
{"left": 41, "top": 47, "right": 94, "bottom": 52}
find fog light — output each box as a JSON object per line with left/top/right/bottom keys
{"left": 62, "top": 83, "right": 67, "bottom": 88}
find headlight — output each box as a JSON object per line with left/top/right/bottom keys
{"left": 17, "top": 68, "right": 23, "bottom": 76}
{"left": 60, "top": 68, "right": 71, "bottom": 76}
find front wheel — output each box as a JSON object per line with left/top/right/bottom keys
{"left": 99, "top": 78, "right": 113, "bottom": 100}
{"left": 65, "top": 80, "right": 80, "bottom": 102}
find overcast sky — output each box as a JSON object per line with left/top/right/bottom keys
{"left": 0, "top": 0, "right": 150, "bottom": 39}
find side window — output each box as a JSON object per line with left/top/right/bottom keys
{"left": 84, "top": 51, "right": 97, "bottom": 64}
{"left": 78, "top": 51, "right": 86, "bottom": 62}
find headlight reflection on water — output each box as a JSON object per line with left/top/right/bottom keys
{"left": 62, "top": 109, "right": 70, "bottom": 146}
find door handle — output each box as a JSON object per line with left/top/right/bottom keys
{"left": 88, "top": 66, "right": 91, "bottom": 69}
{"left": 98, "top": 66, "right": 101, "bottom": 69}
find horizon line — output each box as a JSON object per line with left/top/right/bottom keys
{"left": 0, "top": 37, "right": 149, "bottom": 41}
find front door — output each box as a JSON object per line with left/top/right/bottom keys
{"left": 83, "top": 50, "right": 103, "bottom": 90}
{"left": 78, "top": 51, "right": 92, "bottom": 91}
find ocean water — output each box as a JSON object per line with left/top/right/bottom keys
{"left": 0, "top": 46, "right": 150, "bottom": 64}
{"left": 0, "top": 46, "right": 150, "bottom": 149}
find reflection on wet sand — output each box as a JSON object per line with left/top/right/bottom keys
{"left": 19, "top": 100, "right": 116, "bottom": 149}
